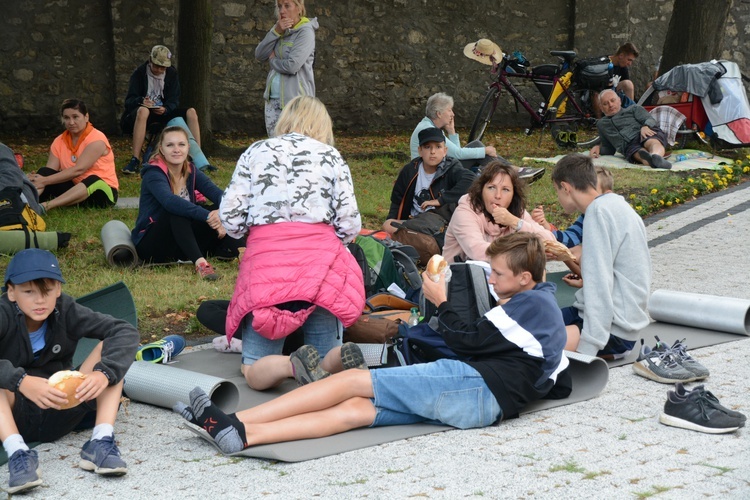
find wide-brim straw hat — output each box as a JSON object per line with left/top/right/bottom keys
{"left": 463, "top": 39, "right": 504, "bottom": 66}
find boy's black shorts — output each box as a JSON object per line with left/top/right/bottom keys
{"left": 12, "top": 391, "right": 97, "bottom": 443}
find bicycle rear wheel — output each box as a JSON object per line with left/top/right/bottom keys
{"left": 469, "top": 87, "right": 500, "bottom": 143}
{"left": 548, "top": 88, "right": 599, "bottom": 149}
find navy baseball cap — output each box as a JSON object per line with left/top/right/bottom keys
{"left": 418, "top": 127, "right": 446, "bottom": 146}
{"left": 3, "top": 249, "right": 65, "bottom": 292}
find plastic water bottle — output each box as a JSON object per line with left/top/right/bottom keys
{"left": 408, "top": 307, "right": 420, "bottom": 327}
{"left": 675, "top": 154, "right": 686, "bottom": 162}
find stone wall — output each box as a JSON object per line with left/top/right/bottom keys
{"left": 1, "top": 0, "right": 748, "bottom": 137}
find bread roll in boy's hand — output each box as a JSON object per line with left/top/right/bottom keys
{"left": 48, "top": 370, "right": 86, "bottom": 410}
{"left": 426, "top": 255, "right": 447, "bottom": 282}
{"left": 543, "top": 240, "right": 576, "bottom": 262}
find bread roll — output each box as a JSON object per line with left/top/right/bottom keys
{"left": 48, "top": 370, "right": 86, "bottom": 410}
{"left": 426, "top": 255, "right": 448, "bottom": 282}
{"left": 543, "top": 240, "right": 576, "bottom": 261}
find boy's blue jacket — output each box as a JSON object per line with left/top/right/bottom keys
{"left": 0, "top": 293, "right": 139, "bottom": 391}
{"left": 435, "top": 281, "right": 570, "bottom": 419}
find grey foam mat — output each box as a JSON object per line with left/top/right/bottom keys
{"left": 115, "top": 197, "right": 139, "bottom": 209}
{"left": 171, "top": 348, "right": 609, "bottom": 462}
{"left": 548, "top": 273, "right": 749, "bottom": 368}
{"left": 101, "top": 220, "right": 139, "bottom": 268}
{"left": 123, "top": 362, "right": 239, "bottom": 413}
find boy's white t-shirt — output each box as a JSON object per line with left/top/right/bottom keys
{"left": 411, "top": 163, "right": 436, "bottom": 216}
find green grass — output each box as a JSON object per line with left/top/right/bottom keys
{"left": 2, "top": 129, "right": 749, "bottom": 340}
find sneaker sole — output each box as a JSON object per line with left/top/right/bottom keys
{"left": 659, "top": 412, "right": 740, "bottom": 434}
{"left": 341, "top": 343, "right": 368, "bottom": 371}
{"left": 79, "top": 459, "right": 128, "bottom": 476}
{"left": 7, "top": 474, "right": 42, "bottom": 494}
{"left": 632, "top": 361, "right": 698, "bottom": 384}
{"left": 290, "top": 346, "right": 329, "bottom": 386}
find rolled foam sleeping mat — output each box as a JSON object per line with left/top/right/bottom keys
{"left": 123, "top": 361, "right": 239, "bottom": 413}
{"left": 0, "top": 230, "right": 60, "bottom": 253}
{"left": 648, "top": 289, "right": 750, "bottom": 335}
{"left": 101, "top": 220, "right": 138, "bottom": 268}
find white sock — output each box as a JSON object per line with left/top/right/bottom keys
{"left": 91, "top": 423, "right": 114, "bottom": 441}
{"left": 2, "top": 434, "right": 29, "bottom": 456}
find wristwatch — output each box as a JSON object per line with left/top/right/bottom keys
{"left": 515, "top": 219, "right": 524, "bottom": 232}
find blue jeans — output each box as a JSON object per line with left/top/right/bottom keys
{"left": 369, "top": 359, "right": 502, "bottom": 429}
{"left": 241, "top": 306, "right": 342, "bottom": 365}
{"left": 560, "top": 306, "right": 635, "bottom": 357}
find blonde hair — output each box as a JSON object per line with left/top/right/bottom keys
{"left": 274, "top": 96, "right": 334, "bottom": 146}
{"left": 153, "top": 126, "right": 191, "bottom": 195}
{"left": 595, "top": 166, "right": 614, "bottom": 192}
{"left": 275, "top": 0, "right": 306, "bottom": 18}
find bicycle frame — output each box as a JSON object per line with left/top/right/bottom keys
{"left": 491, "top": 58, "right": 589, "bottom": 127}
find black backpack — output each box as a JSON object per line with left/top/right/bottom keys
{"left": 421, "top": 262, "right": 496, "bottom": 327}
{"left": 392, "top": 262, "right": 496, "bottom": 366}
{"left": 574, "top": 55, "right": 613, "bottom": 91}
{"left": 0, "top": 186, "right": 46, "bottom": 248}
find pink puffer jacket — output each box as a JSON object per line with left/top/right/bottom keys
{"left": 225, "top": 222, "right": 365, "bottom": 340}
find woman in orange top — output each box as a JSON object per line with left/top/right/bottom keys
{"left": 28, "top": 99, "right": 119, "bottom": 211}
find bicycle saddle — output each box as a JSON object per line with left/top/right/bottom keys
{"left": 549, "top": 50, "right": 577, "bottom": 64}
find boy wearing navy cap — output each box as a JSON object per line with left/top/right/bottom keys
{"left": 383, "top": 127, "right": 475, "bottom": 234}
{"left": 0, "top": 249, "right": 138, "bottom": 493}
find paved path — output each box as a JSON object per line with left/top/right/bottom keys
{"left": 4, "top": 183, "right": 750, "bottom": 499}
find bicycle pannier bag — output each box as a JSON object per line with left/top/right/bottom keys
{"left": 574, "top": 56, "right": 613, "bottom": 91}
{"left": 531, "top": 64, "right": 559, "bottom": 103}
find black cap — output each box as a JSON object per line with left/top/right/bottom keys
{"left": 418, "top": 127, "right": 446, "bottom": 146}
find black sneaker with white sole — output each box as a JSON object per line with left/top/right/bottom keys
{"left": 659, "top": 387, "right": 743, "bottom": 434}
{"left": 673, "top": 383, "right": 746, "bottom": 427}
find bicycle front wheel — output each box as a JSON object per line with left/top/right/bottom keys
{"left": 469, "top": 87, "right": 500, "bottom": 143}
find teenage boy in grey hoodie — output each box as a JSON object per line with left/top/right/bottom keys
{"left": 551, "top": 154, "right": 651, "bottom": 358}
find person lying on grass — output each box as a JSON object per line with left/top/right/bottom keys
{"left": 174, "top": 232, "right": 569, "bottom": 453}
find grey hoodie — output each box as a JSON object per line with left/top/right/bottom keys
{"left": 256, "top": 17, "right": 318, "bottom": 107}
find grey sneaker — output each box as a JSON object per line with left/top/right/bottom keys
{"left": 663, "top": 338, "right": 710, "bottom": 380}
{"left": 290, "top": 345, "right": 330, "bottom": 386}
{"left": 7, "top": 449, "right": 43, "bottom": 494}
{"left": 516, "top": 167, "right": 545, "bottom": 184}
{"left": 674, "top": 383, "right": 746, "bottom": 427}
{"left": 659, "top": 386, "right": 743, "bottom": 434}
{"left": 632, "top": 339, "right": 696, "bottom": 383}
{"left": 341, "top": 342, "right": 369, "bottom": 371}
{"left": 79, "top": 435, "right": 128, "bottom": 476}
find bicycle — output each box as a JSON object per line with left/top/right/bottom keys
{"left": 467, "top": 48, "right": 607, "bottom": 149}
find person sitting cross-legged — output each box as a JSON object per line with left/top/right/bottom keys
{"left": 174, "top": 232, "right": 569, "bottom": 454}
{"left": 28, "top": 99, "right": 119, "bottom": 212}
{"left": 589, "top": 89, "right": 672, "bottom": 170}
{"left": 383, "top": 127, "right": 475, "bottom": 235}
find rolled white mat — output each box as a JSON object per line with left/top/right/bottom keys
{"left": 648, "top": 289, "right": 750, "bottom": 335}
{"left": 101, "top": 220, "right": 138, "bottom": 268}
{"left": 123, "top": 361, "right": 240, "bottom": 413}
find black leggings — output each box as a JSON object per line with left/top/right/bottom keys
{"left": 135, "top": 211, "right": 244, "bottom": 264}
{"left": 37, "top": 167, "right": 118, "bottom": 208}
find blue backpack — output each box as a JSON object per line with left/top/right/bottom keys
{"left": 393, "top": 262, "right": 496, "bottom": 365}
{"left": 392, "top": 322, "right": 459, "bottom": 365}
